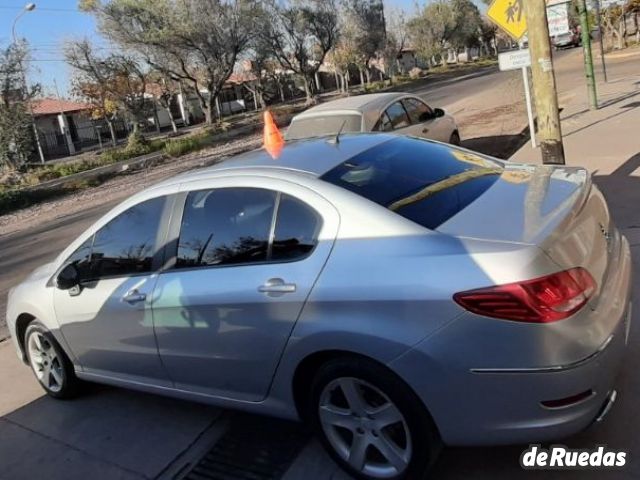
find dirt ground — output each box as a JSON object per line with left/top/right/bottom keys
{"left": 0, "top": 134, "right": 262, "bottom": 238}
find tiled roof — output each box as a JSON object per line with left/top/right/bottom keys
{"left": 226, "top": 72, "right": 257, "bottom": 84}
{"left": 31, "top": 98, "right": 92, "bottom": 116}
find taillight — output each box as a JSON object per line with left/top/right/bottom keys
{"left": 453, "top": 268, "right": 596, "bottom": 323}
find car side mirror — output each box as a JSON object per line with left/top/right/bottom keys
{"left": 419, "top": 111, "right": 434, "bottom": 122}
{"left": 57, "top": 264, "right": 80, "bottom": 291}
{"left": 434, "top": 108, "right": 445, "bottom": 118}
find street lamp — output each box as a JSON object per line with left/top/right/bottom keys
{"left": 12, "top": 3, "right": 45, "bottom": 164}
{"left": 12, "top": 3, "right": 36, "bottom": 43}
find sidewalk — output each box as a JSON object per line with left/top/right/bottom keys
{"left": 510, "top": 71, "right": 640, "bottom": 174}
{"left": 0, "top": 341, "right": 223, "bottom": 480}
{"left": 510, "top": 70, "right": 640, "bottom": 247}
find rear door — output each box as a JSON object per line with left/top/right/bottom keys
{"left": 151, "top": 178, "right": 339, "bottom": 401}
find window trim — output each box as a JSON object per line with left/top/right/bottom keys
{"left": 163, "top": 187, "right": 323, "bottom": 273}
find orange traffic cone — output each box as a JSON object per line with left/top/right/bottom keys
{"left": 263, "top": 110, "right": 284, "bottom": 159}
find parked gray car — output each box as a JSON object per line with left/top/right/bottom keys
{"left": 7, "top": 134, "right": 632, "bottom": 480}
{"left": 285, "top": 92, "right": 460, "bottom": 145}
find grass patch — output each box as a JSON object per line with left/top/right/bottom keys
{"left": 0, "top": 130, "right": 216, "bottom": 216}
{"left": 363, "top": 81, "right": 386, "bottom": 93}
{"left": 164, "top": 131, "right": 212, "bottom": 157}
{"left": 0, "top": 178, "right": 102, "bottom": 216}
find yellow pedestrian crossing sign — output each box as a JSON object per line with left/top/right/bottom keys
{"left": 487, "top": 0, "right": 527, "bottom": 40}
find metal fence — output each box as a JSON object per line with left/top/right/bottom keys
{"left": 38, "top": 120, "right": 129, "bottom": 161}
{"left": 38, "top": 131, "right": 70, "bottom": 160}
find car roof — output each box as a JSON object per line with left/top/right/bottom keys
{"left": 294, "top": 92, "right": 410, "bottom": 117}
{"left": 159, "top": 133, "right": 395, "bottom": 187}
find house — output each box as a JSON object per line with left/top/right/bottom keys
{"left": 396, "top": 48, "right": 419, "bottom": 74}
{"left": 31, "top": 98, "right": 100, "bottom": 159}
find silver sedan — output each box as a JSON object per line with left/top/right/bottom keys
{"left": 6, "top": 134, "right": 632, "bottom": 480}
{"left": 285, "top": 92, "right": 460, "bottom": 145}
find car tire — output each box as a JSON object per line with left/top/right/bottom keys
{"left": 309, "top": 357, "right": 441, "bottom": 480}
{"left": 448, "top": 131, "right": 461, "bottom": 146}
{"left": 24, "top": 321, "right": 81, "bottom": 399}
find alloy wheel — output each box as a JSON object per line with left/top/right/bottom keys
{"left": 27, "top": 331, "right": 65, "bottom": 393}
{"left": 318, "top": 377, "right": 412, "bottom": 479}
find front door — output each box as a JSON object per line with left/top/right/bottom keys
{"left": 152, "top": 184, "right": 338, "bottom": 401}
{"left": 401, "top": 97, "right": 449, "bottom": 142}
{"left": 53, "top": 196, "right": 172, "bottom": 385}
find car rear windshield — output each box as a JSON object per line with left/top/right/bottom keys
{"left": 320, "top": 136, "right": 503, "bottom": 229}
{"left": 286, "top": 114, "right": 362, "bottom": 140}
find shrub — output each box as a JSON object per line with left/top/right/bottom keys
{"left": 409, "top": 67, "right": 425, "bottom": 79}
{"left": 364, "top": 81, "right": 385, "bottom": 93}
{"left": 124, "top": 130, "right": 151, "bottom": 156}
{"left": 164, "top": 132, "right": 210, "bottom": 157}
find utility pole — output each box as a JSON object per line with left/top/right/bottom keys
{"left": 593, "top": 0, "right": 608, "bottom": 82}
{"left": 522, "top": 0, "right": 565, "bottom": 165}
{"left": 578, "top": 0, "right": 598, "bottom": 109}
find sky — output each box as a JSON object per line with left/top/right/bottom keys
{"left": 0, "top": 0, "right": 486, "bottom": 97}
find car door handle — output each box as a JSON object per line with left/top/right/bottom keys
{"left": 258, "top": 278, "right": 297, "bottom": 295}
{"left": 122, "top": 289, "right": 147, "bottom": 304}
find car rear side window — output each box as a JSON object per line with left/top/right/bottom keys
{"left": 384, "top": 102, "right": 411, "bottom": 129}
{"left": 176, "top": 188, "right": 276, "bottom": 268}
{"left": 285, "top": 114, "right": 362, "bottom": 140}
{"left": 373, "top": 112, "right": 393, "bottom": 132}
{"left": 320, "top": 137, "right": 502, "bottom": 229}
{"left": 271, "top": 194, "right": 321, "bottom": 261}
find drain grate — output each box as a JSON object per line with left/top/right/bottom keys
{"left": 184, "top": 414, "right": 310, "bottom": 480}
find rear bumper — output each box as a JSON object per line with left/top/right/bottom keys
{"left": 390, "top": 236, "right": 632, "bottom": 446}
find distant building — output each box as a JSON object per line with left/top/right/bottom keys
{"left": 396, "top": 48, "right": 419, "bottom": 74}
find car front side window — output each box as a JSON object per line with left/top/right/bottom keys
{"left": 403, "top": 98, "right": 434, "bottom": 124}
{"left": 85, "top": 196, "right": 166, "bottom": 280}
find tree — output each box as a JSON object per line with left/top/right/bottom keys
{"left": 65, "top": 40, "right": 149, "bottom": 144}
{"left": 449, "top": 0, "right": 482, "bottom": 54}
{"left": 0, "top": 41, "right": 39, "bottom": 169}
{"left": 147, "top": 70, "right": 179, "bottom": 133}
{"left": 342, "top": 0, "right": 386, "bottom": 84}
{"left": 328, "top": 20, "right": 360, "bottom": 93}
{"left": 407, "top": 0, "right": 456, "bottom": 66}
{"left": 479, "top": 19, "right": 498, "bottom": 57}
{"left": 600, "top": 0, "right": 640, "bottom": 50}
{"left": 89, "top": 0, "right": 259, "bottom": 125}
{"left": 380, "top": 6, "right": 409, "bottom": 79}
{"left": 262, "top": 0, "right": 340, "bottom": 103}
{"left": 108, "top": 55, "right": 148, "bottom": 135}
{"left": 242, "top": 30, "right": 277, "bottom": 110}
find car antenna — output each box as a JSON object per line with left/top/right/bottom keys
{"left": 327, "top": 120, "right": 347, "bottom": 145}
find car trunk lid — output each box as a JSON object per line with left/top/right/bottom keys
{"left": 436, "top": 163, "right": 612, "bottom": 309}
